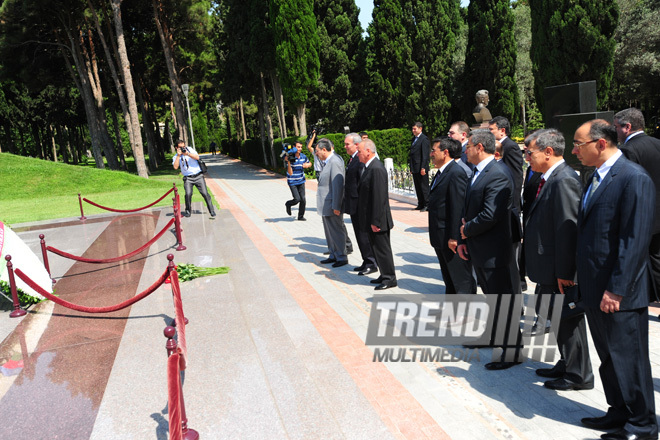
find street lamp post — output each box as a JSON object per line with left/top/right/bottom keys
{"left": 182, "top": 84, "right": 195, "bottom": 150}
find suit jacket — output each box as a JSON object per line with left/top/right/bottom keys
{"left": 576, "top": 155, "right": 655, "bottom": 309}
{"left": 428, "top": 160, "right": 469, "bottom": 249}
{"left": 524, "top": 162, "right": 581, "bottom": 286}
{"left": 521, "top": 168, "right": 543, "bottom": 223}
{"left": 316, "top": 152, "right": 345, "bottom": 216}
{"left": 344, "top": 152, "right": 363, "bottom": 216}
{"left": 620, "top": 132, "right": 660, "bottom": 234}
{"left": 409, "top": 133, "right": 430, "bottom": 174}
{"left": 497, "top": 161, "right": 523, "bottom": 242}
{"left": 501, "top": 137, "right": 524, "bottom": 212}
{"left": 358, "top": 159, "right": 394, "bottom": 232}
{"left": 456, "top": 159, "right": 473, "bottom": 179}
{"left": 460, "top": 158, "right": 513, "bottom": 268}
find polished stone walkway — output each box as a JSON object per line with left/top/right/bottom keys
{"left": 1, "top": 153, "right": 659, "bottom": 439}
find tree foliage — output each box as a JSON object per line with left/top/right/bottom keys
{"left": 462, "top": 0, "right": 519, "bottom": 122}
{"left": 529, "top": 0, "right": 618, "bottom": 115}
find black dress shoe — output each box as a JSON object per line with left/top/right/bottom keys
{"left": 210, "top": 212, "right": 217, "bottom": 218}
{"left": 182, "top": 211, "right": 191, "bottom": 217}
{"left": 544, "top": 378, "right": 594, "bottom": 391}
{"left": 320, "top": 258, "right": 337, "bottom": 264}
{"left": 485, "top": 361, "right": 521, "bottom": 370}
{"left": 375, "top": 281, "right": 397, "bottom": 290}
{"left": 332, "top": 260, "right": 348, "bottom": 268}
{"left": 286, "top": 203, "right": 292, "bottom": 216}
{"left": 297, "top": 217, "right": 306, "bottom": 221}
{"left": 370, "top": 277, "right": 384, "bottom": 284}
{"left": 353, "top": 264, "right": 367, "bottom": 272}
{"left": 419, "top": 206, "right": 427, "bottom": 212}
{"left": 581, "top": 415, "right": 626, "bottom": 431}
{"left": 358, "top": 267, "right": 378, "bottom": 276}
{"left": 601, "top": 428, "right": 658, "bottom": 440}
{"left": 413, "top": 206, "right": 422, "bottom": 210}
{"left": 536, "top": 364, "right": 566, "bottom": 378}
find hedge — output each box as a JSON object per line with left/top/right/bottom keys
{"left": 220, "top": 128, "right": 412, "bottom": 175}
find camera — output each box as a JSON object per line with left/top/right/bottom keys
{"left": 179, "top": 146, "right": 188, "bottom": 153}
{"left": 280, "top": 143, "right": 298, "bottom": 163}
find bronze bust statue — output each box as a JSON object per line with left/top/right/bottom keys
{"left": 472, "top": 90, "right": 492, "bottom": 126}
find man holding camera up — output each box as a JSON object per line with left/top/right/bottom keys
{"left": 285, "top": 141, "right": 311, "bottom": 221}
{"left": 172, "top": 140, "right": 216, "bottom": 218}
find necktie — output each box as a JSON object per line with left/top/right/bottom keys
{"left": 431, "top": 172, "right": 440, "bottom": 190}
{"left": 585, "top": 173, "right": 601, "bottom": 207}
{"left": 535, "top": 178, "right": 546, "bottom": 199}
{"left": 412, "top": 136, "right": 418, "bottom": 145}
{"left": 471, "top": 169, "right": 480, "bottom": 185}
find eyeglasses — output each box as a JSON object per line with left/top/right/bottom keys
{"left": 573, "top": 139, "right": 597, "bottom": 149}
{"left": 447, "top": 131, "right": 456, "bottom": 135}
{"left": 524, "top": 149, "right": 541, "bottom": 157}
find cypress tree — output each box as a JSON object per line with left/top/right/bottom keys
{"left": 462, "top": 0, "right": 519, "bottom": 122}
{"left": 307, "top": 0, "right": 364, "bottom": 133}
{"left": 529, "top": 0, "right": 618, "bottom": 115}
{"left": 365, "top": 0, "right": 412, "bottom": 129}
{"left": 404, "top": 0, "right": 462, "bottom": 137}
{"left": 270, "top": 0, "right": 320, "bottom": 135}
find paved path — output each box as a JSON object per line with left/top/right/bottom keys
{"left": 1, "top": 153, "right": 660, "bottom": 439}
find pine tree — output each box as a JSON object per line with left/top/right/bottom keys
{"left": 270, "top": 0, "right": 320, "bottom": 136}
{"left": 365, "top": 0, "right": 412, "bottom": 129}
{"left": 307, "top": 0, "right": 364, "bottom": 133}
{"left": 529, "top": 0, "right": 618, "bottom": 115}
{"left": 462, "top": 0, "right": 519, "bottom": 122}
{"left": 404, "top": 0, "right": 462, "bottom": 137}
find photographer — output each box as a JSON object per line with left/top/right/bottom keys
{"left": 172, "top": 140, "right": 216, "bottom": 218}
{"left": 285, "top": 141, "right": 311, "bottom": 221}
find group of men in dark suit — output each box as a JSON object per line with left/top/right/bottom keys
{"left": 427, "top": 113, "right": 658, "bottom": 439}
{"left": 315, "top": 134, "right": 397, "bottom": 290}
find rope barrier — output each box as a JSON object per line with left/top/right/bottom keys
{"left": 83, "top": 187, "right": 175, "bottom": 213}
{"left": 14, "top": 267, "right": 169, "bottom": 313}
{"left": 46, "top": 218, "right": 175, "bottom": 264}
{"left": 165, "top": 327, "right": 198, "bottom": 440}
{"left": 169, "top": 264, "right": 187, "bottom": 365}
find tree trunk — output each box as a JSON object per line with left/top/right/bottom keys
{"left": 269, "top": 73, "right": 287, "bottom": 138}
{"left": 239, "top": 96, "right": 247, "bottom": 141}
{"left": 296, "top": 103, "right": 307, "bottom": 137}
{"left": 152, "top": 0, "right": 188, "bottom": 145}
{"left": 110, "top": 106, "right": 127, "bottom": 170}
{"left": 260, "top": 72, "right": 276, "bottom": 166}
{"left": 137, "top": 81, "right": 158, "bottom": 170}
{"left": 111, "top": 0, "right": 149, "bottom": 178}
{"left": 292, "top": 114, "right": 299, "bottom": 137}
{"left": 257, "top": 103, "right": 268, "bottom": 166}
{"left": 48, "top": 125, "right": 58, "bottom": 162}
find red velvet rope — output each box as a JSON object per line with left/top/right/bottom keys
{"left": 167, "top": 351, "right": 183, "bottom": 440}
{"left": 169, "top": 269, "right": 187, "bottom": 368}
{"left": 83, "top": 187, "right": 175, "bottom": 213}
{"left": 14, "top": 267, "right": 169, "bottom": 313}
{"left": 47, "top": 218, "right": 175, "bottom": 264}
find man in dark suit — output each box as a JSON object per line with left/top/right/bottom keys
{"left": 409, "top": 121, "right": 430, "bottom": 211}
{"left": 448, "top": 120, "right": 475, "bottom": 171}
{"left": 573, "top": 120, "right": 657, "bottom": 440}
{"left": 458, "top": 129, "right": 520, "bottom": 370}
{"left": 428, "top": 138, "right": 476, "bottom": 295}
{"left": 615, "top": 108, "right": 660, "bottom": 304}
{"left": 344, "top": 133, "right": 377, "bottom": 276}
{"left": 357, "top": 139, "right": 397, "bottom": 290}
{"left": 316, "top": 138, "right": 349, "bottom": 268}
{"left": 489, "top": 116, "right": 523, "bottom": 212}
{"left": 523, "top": 128, "right": 594, "bottom": 391}
{"left": 520, "top": 156, "right": 543, "bottom": 293}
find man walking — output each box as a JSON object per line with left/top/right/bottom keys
{"left": 284, "top": 141, "right": 311, "bottom": 221}
{"left": 409, "top": 121, "right": 430, "bottom": 211}
{"left": 573, "top": 120, "right": 657, "bottom": 440}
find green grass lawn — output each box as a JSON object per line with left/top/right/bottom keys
{"left": 0, "top": 153, "right": 218, "bottom": 226}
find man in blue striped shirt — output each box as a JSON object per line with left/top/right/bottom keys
{"left": 285, "top": 141, "right": 311, "bottom": 220}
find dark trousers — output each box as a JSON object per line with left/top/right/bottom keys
{"left": 368, "top": 230, "right": 396, "bottom": 283}
{"left": 412, "top": 172, "right": 429, "bottom": 208}
{"left": 183, "top": 174, "right": 215, "bottom": 214}
{"left": 585, "top": 307, "right": 657, "bottom": 436}
{"left": 434, "top": 246, "right": 476, "bottom": 294}
{"left": 536, "top": 285, "right": 593, "bottom": 385}
{"left": 286, "top": 183, "right": 306, "bottom": 219}
{"left": 351, "top": 214, "right": 376, "bottom": 269}
{"left": 648, "top": 233, "right": 660, "bottom": 302}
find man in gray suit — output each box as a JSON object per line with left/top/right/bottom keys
{"left": 523, "top": 129, "right": 594, "bottom": 391}
{"left": 316, "top": 138, "right": 348, "bottom": 267}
